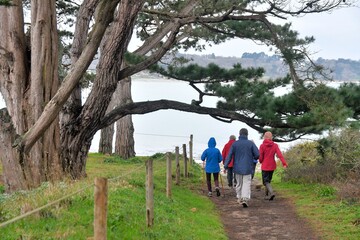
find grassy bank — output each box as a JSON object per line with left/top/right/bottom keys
{"left": 0, "top": 153, "right": 227, "bottom": 239}
{"left": 271, "top": 169, "right": 360, "bottom": 240}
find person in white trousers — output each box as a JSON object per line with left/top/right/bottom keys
{"left": 224, "top": 128, "right": 259, "bottom": 207}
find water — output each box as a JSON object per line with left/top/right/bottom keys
{"left": 89, "top": 74, "right": 295, "bottom": 159}
{"left": 3, "top": 76, "right": 344, "bottom": 160}
{"left": 88, "top": 75, "right": 261, "bottom": 159}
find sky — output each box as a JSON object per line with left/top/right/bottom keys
{"left": 180, "top": 5, "right": 360, "bottom": 61}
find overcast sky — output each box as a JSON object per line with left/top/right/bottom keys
{"left": 181, "top": 5, "right": 360, "bottom": 61}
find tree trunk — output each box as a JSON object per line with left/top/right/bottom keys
{"left": 62, "top": 0, "right": 100, "bottom": 155}
{"left": 98, "top": 81, "right": 121, "bottom": 155}
{"left": 115, "top": 115, "right": 135, "bottom": 158}
{"left": 98, "top": 75, "right": 136, "bottom": 158}
{"left": 99, "top": 124, "right": 114, "bottom": 154}
{"left": 0, "top": 0, "right": 62, "bottom": 191}
{"left": 0, "top": 109, "right": 27, "bottom": 191}
{"left": 60, "top": 1, "right": 144, "bottom": 178}
{"left": 115, "top": 76, "right": 135, "bottom": 158}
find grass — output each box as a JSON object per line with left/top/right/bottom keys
{"left": 0, "top": 153, "right": 227, "bottom": 240}
{"left": 269, "top": 169, "right": 360, "bottom": 240}
{"left": 2, "top": 155, "right": 360, "bottom": 239}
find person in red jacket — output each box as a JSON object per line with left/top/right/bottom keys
{"left": 222, "top": 135, "right": 236, "bottom": 187}
{"left": 259, "top": 131, "right": 288, "bottom": 200}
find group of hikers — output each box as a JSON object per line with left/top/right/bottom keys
{"left": 200, "top": 128, "right": 288, "bottom": 208}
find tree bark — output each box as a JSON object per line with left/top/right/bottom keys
{"left": 61, "top": 0, "right": 144, "bottom": 178}
{"left": 0, "top": 0, "right": 62, "bottom": 191}
{"left": 98, "top": 124, "right": 114, "bottom": 154}
{"left": 16, "top": 0, "right": 120, "bottom": 154}
{"left": 115, "top": 115, "right": 135, "bottom": 159}
{"left": 114, "top": 75, "right": 135, "bottom": 159}
{"left": 61, "top": 0, "right": 100, "bottom": 158}
{"left": 0, "top": 109, "right": 27, "bottom": 191}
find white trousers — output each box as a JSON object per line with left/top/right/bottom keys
{"left": 235, "top": 174, "right": 252, "bottom": 201}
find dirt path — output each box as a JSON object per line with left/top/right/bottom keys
{"left": 208, "top": 176, "right": 321, "bottom": 240}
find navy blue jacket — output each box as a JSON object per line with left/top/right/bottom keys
{"left": 224, "top": 136, "right": 259, "bottom": 175}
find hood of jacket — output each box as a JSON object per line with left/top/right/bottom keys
{"left": 263, "top": 139, "right": 274, "bottom": 147}
{"left": 208, "top": 137, "right": 216, "bottom": 148}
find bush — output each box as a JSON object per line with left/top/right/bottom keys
{"left": 318, "top": 129, "right": 360, "bottom": 178}
{"left": 282, "top": 141, "right": 337, "bottom": 183}
{"left": 282, "top": 128, "right": 360, "bottom": 202}
{"left": 283, "top": 128, "right": 360, "bottom": 184}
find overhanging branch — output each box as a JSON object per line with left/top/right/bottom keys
{"left": 99, "top": 99, "right": 287, "bottom": 130}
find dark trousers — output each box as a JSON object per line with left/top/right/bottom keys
{"left": 206, "top": 172, "right": 219, "bottom": 192}
{"left": 261, "top": 170, "right": 274, "bottom": 185}
{"left": 251, "top": 163, "right": 257, "bottom": 179}
{"left": 226, "top": 167, "right": 234, "bottom": 187}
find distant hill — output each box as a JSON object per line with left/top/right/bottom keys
{"left": 177, "top": 52, "right": 360, "bottom": 81}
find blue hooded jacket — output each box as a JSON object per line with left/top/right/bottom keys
{"left": 201, "top": 137, "right": 222, "bottom": 173}
{"left": 224, "top": 135, "right": 259, "bottom": 175}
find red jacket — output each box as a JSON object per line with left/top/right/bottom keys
{"left": 222, "top": 139, "right": 235, "bottom": 167}
{"left": 259, "top": 139, "right": 288, "bottom": 171}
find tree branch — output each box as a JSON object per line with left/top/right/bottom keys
{"left": 99, "top": 99, "right": 287, "bottom": 131}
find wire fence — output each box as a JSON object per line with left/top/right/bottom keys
{"left": 0, "top": 134, "right": 195, "bottom": 239}
{"left": 0, "top": 163, "right": 145, "bottom": 229}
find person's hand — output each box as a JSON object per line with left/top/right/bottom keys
{"left": 284, "top": 164, "right": 288, "bottom": 168}
{"left": 223, "top": 169, "right": 227, "bottom": 174}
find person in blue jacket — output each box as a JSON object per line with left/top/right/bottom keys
{"left": 224, "top": 128, "right": 259, "bottom": 207}
{"left": 201, "top": 137, "right": 223, "bottom": 197}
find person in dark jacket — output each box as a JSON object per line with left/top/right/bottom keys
{"left": 222, "top": 135, "right": 236, "bottom": 187}
{"left": 224, "top": 128, "right": 259, "bottom": 207}
{"left": 201, "top": 137, "right": 223, "bottom": 197}
{"left": 259, "top": 131, "right": 288, "bottom": 200}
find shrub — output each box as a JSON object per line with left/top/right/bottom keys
{"left": 282, "top": 141, "right": 337, "bottom": 183}
{"left": 283, "top": 128, "right": 360, "bottom": 184}
{"left": 318, "top": 129, "right": 360, "bottom": 178}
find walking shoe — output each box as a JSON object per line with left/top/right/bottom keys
{"left": 208, "top": 191, "right": 212, "bottom": 197}
{"left": 269, "top": 194, "right": 275, "bottom": 201}
{"left": 215, "top": 187, "right": 221, "bottom": 197}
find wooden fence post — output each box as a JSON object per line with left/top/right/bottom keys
{"left": 189, "top": 134, "right": 193, "bottom": 165}
{"left": 175, "top": 146, "right": 180, "bottom": 185}
{"left": 182, "top": 144, "right": 188, "bottom": 178}
{"left": 146, "top": 159, "right": 154, "bottom": 227}
{"left": 94, "top": 177, "right": 108, "bottom": 240}
{"left": 166, "top": 152, "right": 172, "bottom": 198}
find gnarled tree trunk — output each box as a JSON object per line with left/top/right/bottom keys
{"left": 0, "top": 0, "right": 62, "bottom": 191}
{"left": 60, "top": 1, "right": 143, "bottom": 178}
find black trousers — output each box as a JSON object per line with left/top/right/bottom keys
{"left": 206, "top": 172, "right": 219, "bottom": 192}
{"left": 261, "top": 170, "right": 274, "bottom": 185}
